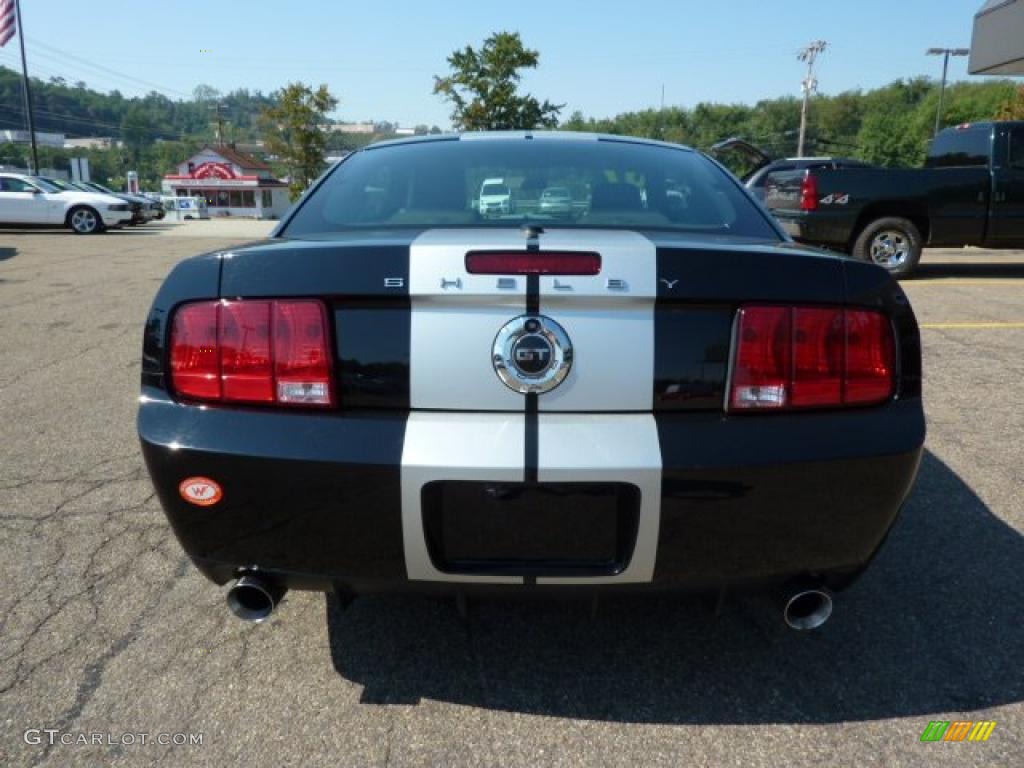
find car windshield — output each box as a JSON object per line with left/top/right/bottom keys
{"left": 282, "top": 137, "right": 780, "bottom": 239}
{"left": 41, "top": 177, "right": 74, "bottom": 191}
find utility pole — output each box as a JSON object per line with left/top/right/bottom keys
{"left": 659, "top": 83, "right": 665, "bottom": 140}
{"left": 926, "top": 48, "right": 970, "bottom": 136}
{"left": 796, "top": 40, "right": 827, "bottom": 158}
{"left": 12, "top": 0, "right": 39, "bottom": 174}
{"left": 210, "top": 103, "right": 228, "bottom": 146}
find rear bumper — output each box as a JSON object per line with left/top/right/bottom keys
{"left": 139, "top": 390, "right": 925, "bottom": 594}
{"left": 775, "top": 211, "right": 854, "bottom": 249}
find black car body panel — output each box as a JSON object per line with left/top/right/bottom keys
{"left": 140, "top": 389, "right": 923, "bottom": 592}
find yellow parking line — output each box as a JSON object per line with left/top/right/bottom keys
{"left": 909, "top": 279, "right": 1024, "bottom": 286}
{"left": 920, "top": 322, "right": 1024, "bottom": 329}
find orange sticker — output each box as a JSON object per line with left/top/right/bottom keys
{"left": 179, "top": 477, "right": 223, "bottom": 506}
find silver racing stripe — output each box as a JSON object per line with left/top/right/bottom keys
{"left": 534, "top": 229, "right": 657, "bottom": 412}
{"left": 401, "top": 228, "right": 663, "bottom": 584}
{"left": 408, "top": 229, "right": 528, "bottom": 411}
{"left": 401, "top": 411, "right": 526, "bottom": 583}
{"left": 536, "top": 413, "right": 662, "bottom": 584}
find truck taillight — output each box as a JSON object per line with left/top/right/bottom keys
{"left": 800, "top": 173, "right": 819, "bottom": 211}
{"left": 729, "top": 305, "right": 895, "bottom": 411}
{"left": 170, "top": 299, "right": 334, "bottom": 407}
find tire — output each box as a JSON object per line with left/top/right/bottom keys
{"left": 67, "top": 206, "right": 104, "bottom": 235}
{"left": 851, "top": 216, "right": 922, "bottom": 279}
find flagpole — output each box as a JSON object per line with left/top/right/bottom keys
{"left": 13, "top": 0, "right": 39, "bottom": 174}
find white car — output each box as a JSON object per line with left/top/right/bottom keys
{"left": 0, "top": 173, "right": 134, "bottom": 234}
{"left": 538, "top": 186, "right": 573, "bottom": 216}
{"left": 478, "top": 178, "right": 512, "bottom": 216}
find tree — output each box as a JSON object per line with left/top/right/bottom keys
{"left": 193, "top": 84, "right": 221, "bottom": 104}
{"left": 121, "top": 106, "right": 153, "bottom": 159}
{"left": 433, "top": 31, "right": 562, "bottom": 130}
{"left": 996, "top": 85, "right": 1024, "bottom": 120}
{"left": 258, "top": 82, "right": 338, "bottom": 200}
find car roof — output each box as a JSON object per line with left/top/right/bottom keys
{"left": 365, "top": 130, "right": 696, "bottom": 153}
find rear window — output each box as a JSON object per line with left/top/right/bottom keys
{"left": 282, "top": 137, "right": 780, "bottom": 239}
{"left": 926, "top": 126, "right": 992, "bottom": 168}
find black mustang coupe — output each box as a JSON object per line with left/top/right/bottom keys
{"left": 138, "top": 132, "right": 925, "bottom": 631}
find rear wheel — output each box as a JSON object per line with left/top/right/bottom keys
{"left": 852, "top": 216, "right": 922, "bottom": 278}
{"left": 67, "top": 206, "right": 104, "bottom": 235}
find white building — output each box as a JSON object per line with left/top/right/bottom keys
{"left": 1, "top": 130, "right": 66, "bottom": 148}
{"left": 162, "top": 145, "right": 290, "bottom": 219}
{"left": 64, "top": 137, "right": 122, "bottom": 150}
{"left": 319, "top": 122, "right": 375, "bottom": 134}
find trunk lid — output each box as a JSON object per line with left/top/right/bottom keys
{"left": 220, "top": 230, "right": 847, "bottom": 414}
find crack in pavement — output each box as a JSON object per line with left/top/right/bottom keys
{"left": 25, "top": 557, "right": 189, "bottom": 768}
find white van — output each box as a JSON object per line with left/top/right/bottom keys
{"left": 162, "top": 195, "right": 209, "bottom": 220}
{"left": 478, "top": 178, "right": 512, "bottom": 216}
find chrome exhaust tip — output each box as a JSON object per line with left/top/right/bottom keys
{"left": 782, "top": 588, "right": 833, "bottom": 631}
{"left": 226, "top": 575, "right": 285, "bottom": 623}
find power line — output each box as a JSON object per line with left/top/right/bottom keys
{"left": 24, "top": 38, "right": 191, "bottom": 98}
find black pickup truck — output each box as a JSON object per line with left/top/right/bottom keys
{"left": 765, "top": 121, "right": 1024, "bottom": 277}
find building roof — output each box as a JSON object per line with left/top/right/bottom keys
{"left": 202, "top": 144, "right": 271, "bottom": 171}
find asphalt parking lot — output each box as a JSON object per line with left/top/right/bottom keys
{"left": 1, "top": 221, "right": 1021, "bottom": 767}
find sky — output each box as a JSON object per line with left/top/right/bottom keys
{"left": 0, "top": 0, "right": 1003, "bottom": 128}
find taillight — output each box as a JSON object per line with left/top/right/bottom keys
{"left": 170, "top": 299, "right": 334, "bottom": 407}
{"left": 800, "top": 173, "right": 819, "bottom": 211}
{"left": 729, "top": 305, "right": 895, "bottom": 411}
{"left": 465, "top": 251, "right": 601, "bottom": 275}
{"left": 272, "top": 301, "right": 333, "bottom": 405}
{"left": 168, "top": 302, "right": 220, "bottom": 400}
{"left": 844, "top": 309, "right": 896, "bottom": 405}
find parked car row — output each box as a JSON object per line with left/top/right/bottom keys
{"left": 0, "top": 172, "right": 164, "bottom": 234}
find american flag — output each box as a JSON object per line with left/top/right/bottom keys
{"left": 0, "top": 0, "right": 16, "bottom": 48}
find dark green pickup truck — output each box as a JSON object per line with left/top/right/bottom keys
{"left": 764, "top": 121, "right": 1024, "bottom": 277}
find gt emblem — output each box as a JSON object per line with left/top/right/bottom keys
{"left": 492, "top": 315, "right": 573, "bottom": 394}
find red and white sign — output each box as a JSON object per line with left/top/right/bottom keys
{"left": 179, "top": 477, "right": 223, "bottom": 506}
{"left": 192, "top": 162, "right": 237, "bottom": 180}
